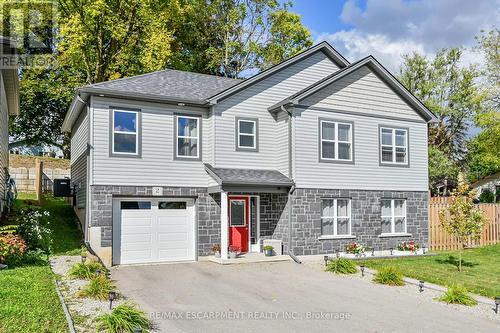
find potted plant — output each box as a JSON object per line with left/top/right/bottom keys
{"left": 345, "top": 241, "right": 365, "bottom": 257}
{"left": 228, "top": 246, "right": 239, "bottom": 259}
{"left": 263, "top": 245, "right": 274, "bottom": 256}
{"left": 212, "top": 244, "right": 221, "bottom": 258}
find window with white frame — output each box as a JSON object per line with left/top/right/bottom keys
{"left": 320, "top": 120, "right": 352, "bottom": 161}
{"left": 237, "top": 118, "right": 257, "bottom": 150}
{"left": 176, "top": 115, "right": 200, "bottom": 158}
{"left": 112, "top": 109, "right": 139, "bottom": 155}
{"left": 380, "top": 127, "right": 408, "bottom": 164}
{"left": 381, "top": 199, "right": 406, "bottom": 234}
{"left": 321, "top": 198, "right": 351, "bottom": 236}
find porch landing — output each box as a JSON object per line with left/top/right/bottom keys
{"left": 201, "top": 252, "right": 292, "bottom": 265}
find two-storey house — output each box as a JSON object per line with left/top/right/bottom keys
{"left": 62, "top": 42, "right": 436, "bottom": 266}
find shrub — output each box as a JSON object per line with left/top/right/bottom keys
{"left": 438, "top": 285, "right": 477, "bottom": 306}
{"left": 16, "top": 208, "right": 52, "bottom": 253}
{"left": 373, "top": 266, "right": 405, "bottom": 286}
{"left": 211, "top": 244, "right": 220, "bottom": 253}
{"left": 78, "top": 275, "right": 115, "bottom": 300}
{"left": 69, "top": 261, "right": 106, "bottom": 279}
{"left": 22, "top": 249, "right": 49, "bottom": 265}
{"left": 0, "top": 234, "right": 28, "bottom": 266}
{"left": 397, "top": 241, "right": 420, "bottom": 251}
{"left": 96, "top": 303, "right": 152, "bottom": 333}
{"left": 325, "top": 258, "right": 357, "bottom": 274}
{"left": 263, "top": 245, "right": 273, "bottom": 251}
{"left": 479, "top": 189, "right": 495, "bottom": 203}
{"left": 0, "top": 225, "right": 18, "bottom": 235}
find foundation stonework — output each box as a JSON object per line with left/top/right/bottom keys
{"left": 89, "top": 186, "right": 428, "bottom": 260}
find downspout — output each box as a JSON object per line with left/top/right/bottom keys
{"left": 281, "top": 105, "right": 301, "bottom": 264}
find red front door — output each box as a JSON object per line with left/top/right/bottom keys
{"left": 229, "top": 196, "right": 249, "bottom": 253}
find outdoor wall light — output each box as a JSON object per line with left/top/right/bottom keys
{"left": 419, "top": 280, "right": 424, "bottom": 293}
{"left": 108, "top": 291, "right": 117, "bottom": 310}
{"left": 389, "top": 248, "right": 394, "bottom": 255}
{"left": 495, "top": 297, "right": 500, "bottom": 314}
{"left": 360, "top": 265, "right": 365, "bottom": 277}
{"left": 323, "top": 255, "right": 329, "bottom": 266}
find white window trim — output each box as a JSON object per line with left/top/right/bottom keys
{"left": 380, "top": 127, "right": 408, "bottom": 165}
{"left": 321, "top": 198, "right": 352, "bottom": 237}
{"left": 176, "top": 115, "right": 200, "bottom": 159}
{"left": 112, "top": 109, "right": 139, "bottom": 155}
{"left": 237, "top": 119, "right": 256, "bottom": 149}
{"left": 230, "top": 199, "right": 247, "bottom": 227}
{"left": 320, "top": 120, "right": 352, "bottom": 161}
{"left": 380, "top": 199, "right": 407, "bottom": 235}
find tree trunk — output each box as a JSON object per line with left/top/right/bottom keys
{"left": 458, "top": 247, "right": 462, "bottom": 272}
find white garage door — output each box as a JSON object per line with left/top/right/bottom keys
{"left": 112, "top": 198, "right": 195, "bottom": 265}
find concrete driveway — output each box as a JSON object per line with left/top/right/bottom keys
{"left": 111, "top": 261, "right": 499, "bottom": 333}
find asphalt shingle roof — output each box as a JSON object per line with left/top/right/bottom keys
{"left": 205, "top": 164, "right": 293, "bottom": 186}
{"left": 82, "top": 69, "right": 241, "bottom": 104}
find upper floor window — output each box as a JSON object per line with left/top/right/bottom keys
{"left": 236, "top": 117, "right": 258, "bottom": 151}
{"left": 319, "top": 119, "right": 353, "bottom": 162}
{"left": 321, "top": 198, "right": 351, "bottom": 236}
{"left": 381, "top": 199, "right": 406, "bottom": 234}
{"left": 175, "top": 115, "right": 200, "bottom": 160}
{"left": 380, "top": 127, "right": 408, "bottom": 165}
{"left": 112, "top": 109, "right": 139, "bottom": 156}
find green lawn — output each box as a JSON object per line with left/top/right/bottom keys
{"left": 359, "top": 244, "right": 500, "bottom": 298}
{"left": 0, "top": 193, "right": 83, "bottom": 333}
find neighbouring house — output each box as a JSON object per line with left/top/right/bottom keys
{"left": 471, "top": 172, "right": 500, "bottom": 202}
{"left": 0, "top": 37, "right": 19, "bottom": 212}
{"left": 62, "top": 42, "right": 437, "bottom": 266}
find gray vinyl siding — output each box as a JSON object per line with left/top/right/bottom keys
{"left": 276, "top": 111, "right": 289, "bottom": 176}
{"left": 301, "top": 65, "right": 423, "bottom": 121}
{"left": 213, "top": 50, "right": 340, "bottom": 170}
{"left": 0, "top": 74, "right": 8, "bottom": 202}
{"left": 70, "top": 108, "right": 89, "bottom": 163}
{"left": 91, "top": 96, "right": 210, "bottom": 187}
{"left": 71, "top": 152, "right": 87, "bottom": 208}
{"left": 293, "top": 107, "right": 428, "bottom": 191}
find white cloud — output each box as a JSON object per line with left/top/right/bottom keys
{"left": 317, "top": 0, "right": 499, "bottom": 72}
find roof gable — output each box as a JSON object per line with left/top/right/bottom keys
{"left": 207, "top": 41, "right": 350, "bottom": 104}
{"left": 269, "top": 56, "right": 437, "bottom": 123}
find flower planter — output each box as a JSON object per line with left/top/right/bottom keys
{"left": 264, "top": 249, "right": 273, "bottom": 257}
{"left": 229, "top": 251, "right": 238, "bottom": 259}
{"left": 214, "top": 252, "right": 221, "bottom": 258}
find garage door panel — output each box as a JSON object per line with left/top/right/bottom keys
{"left": 121, "top": 217, "right": 153, "bottom": 227}
{"left": 158, "top": 248, "right": 189, "bottom": 259}
{"left": 158, "top": 232, "right": 188, "bottom": 242}
{"left": 122, "top": 233, "right": 152, "bottom": 243}
{"left": 121, "top": 249, "right": 153, "bottom": 263}
{"left": 115, "top": 198, "right": 195, "bottom": 265}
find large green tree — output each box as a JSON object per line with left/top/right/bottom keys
{"left": 6, "top": 0, "right": 311, "bottom": 157}
{"left": 467, "top": 29, "right": 500, "bottom": 182}
{"left": 399, "top": 49, "right": 485, "bottom": 191}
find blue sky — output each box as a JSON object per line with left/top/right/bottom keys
{"left": 287, "top": 0, "right": 499, "bottom": 72}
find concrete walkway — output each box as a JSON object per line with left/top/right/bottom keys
{"left": 111, "top": 261, "right": 499, "bottom": 333}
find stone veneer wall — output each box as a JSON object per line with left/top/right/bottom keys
{"left": 256, "top": 193, "right": 289, "bottom": 252}
{"left": 290, "top": 188, "right": 428, "bottom": 255}
{"left": 90, "top": 185, "right": 221, "bottom": 256}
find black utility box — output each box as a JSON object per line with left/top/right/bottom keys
{"left": 53, "top": 179, "right": 72, "bottom": 197}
